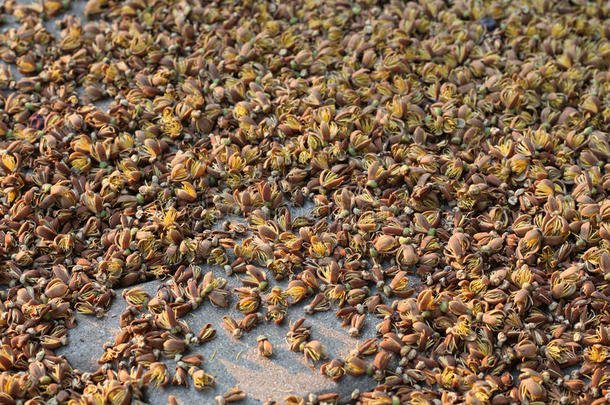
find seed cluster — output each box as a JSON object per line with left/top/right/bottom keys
{"left": 0, "top": 0, "right": 609, "bottom": 404}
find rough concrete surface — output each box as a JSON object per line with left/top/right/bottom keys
{"left": 58, "top": 268, "right": 378, "bottom": 405}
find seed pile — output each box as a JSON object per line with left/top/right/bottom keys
{"left": 0, "top": 0, "right": 608, "bottom": 404}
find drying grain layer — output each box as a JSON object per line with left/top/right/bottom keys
{"left": 0, "top": 0, "right": 608, "bottom": 404}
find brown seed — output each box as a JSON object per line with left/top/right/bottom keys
{"left": 257, "top": 335, "right": 273, "bottom": 357}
